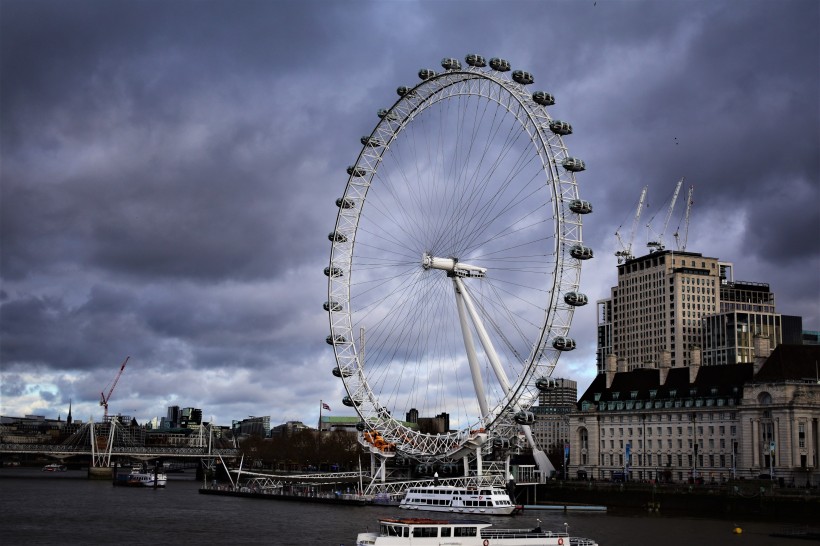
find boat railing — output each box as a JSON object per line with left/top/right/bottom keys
{"left": 481, "top": 529, "right": 568, "bottom": 539}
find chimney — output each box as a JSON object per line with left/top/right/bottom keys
{"left": 753, "top": 334, "right": 772, "bottom": 374}
{"left": 605, "top": 354, "right": 617, "bottom": 389}
{"left": 658, "top": 350, "right": 672, "bottom": 385}
{"left": 689, "top": 345, "right": 701, "bottom": 383}
{"left": 617, "top": 357, "right": 628, "bottom": 374}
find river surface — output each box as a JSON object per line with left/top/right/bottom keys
{"left": 0, "top": 468, "right": 801, "bottom": 545}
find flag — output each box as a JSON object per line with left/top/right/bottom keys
{"left": 322, "top": 402, "right": 331, "bottom": 411}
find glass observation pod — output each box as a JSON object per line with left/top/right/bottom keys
{"left": 396, "top": 86, "right": 413, "bottom": 97}
{"left": 564, "top": 291, "right": 589, "bottom": 306}
{"left": 418, "top": 68, "right": 437, "bottom": 80}
{"left": 532, "top": 91, "right": 555, "bottom": 106}
{"left": 324, "top": 266, "right": 343, "bottom": 277}
{"left": 326, "top": 334, "right": 346, "bottom": 345}
{"left": 514, "top": 410, "right": 535, "bottom": 425}
{"left": 569, "top": 199, "right": 593, "bottom": 214}
{"left": 342, "top": 395, "right": 361, "bottom": 407}
{"left": 361, "top": 136, "right": 384, "bottom": 147}
{"left": 552, "top": 336, "right": 576, "bottom": 351}
{"left": 492, "top": 437, "right": 511, "bottom": 448}
{"left": 536, "top": 377, "right": 557, "bottom": 391}
{"left": 328, "top": 231, "right": 347, "bottom": 243}
{"left": 355, "top": 421, "right": 367, "bottom": 431}
{"left": 347, "top": 165, "right": 368, "bottom": 177}
{"left": 562, "top": 157, "right": 586, "bottom": 172}
{"left": 441, "top": 57, "right": 461, "bottom": 70}
{"left": 324, "top": 300, "right": 342, "bottom": 312}
{"left": 570, "top": 245, "right": 594, "bottom": 260}
{"left": 377, "top": 109, "right": 398, "bottom": 120}
{"left": 512, "top": 70, "right": 534, "bottom": 85}
{"left": 336, "top": 197, "right": 355, "bottom": 209}
{"left": 332, "top": 366, "right": 353, "bottom": 378}
{"left": 465, "top": 53, "right": 487, "bottom": 67}
{"left": 549, "top": 120, "right": 573, "bottom": 135}
{"left": 489, "top": 57, "right": 511, "bottom": 71}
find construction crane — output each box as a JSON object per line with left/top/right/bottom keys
{"left": 673, "top": 185, "right": 694, "bottom": 251}
{"left": 615, "top": 185, "right": 648, "bottom": 263}
{"left": 646, "top": 177, "right": 684, "bottom": 253}
{"left": 100, "top": 356, "right": 129, "bottom": 421}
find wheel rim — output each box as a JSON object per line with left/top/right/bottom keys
{"left": 327, "top": 58, "right": 587, "bottom": 459}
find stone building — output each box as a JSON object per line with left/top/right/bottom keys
{"left": 568, "top": 343, "right": 820, "bottom": 485}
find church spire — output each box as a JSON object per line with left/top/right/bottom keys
{"left": 66, "top": 399, "right": 73, "bottom": 426}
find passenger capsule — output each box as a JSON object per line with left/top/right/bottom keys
{"left": 418, "top": 68, "right": 437, "bottom": 80}
{"left": 324, "top": 266, "right": 343, "bottom": 277}
{"left": 465, "top": 53, "right": 487, "bottom": 67}
{"left": 564, "top": 291, "right": 589, "bottom": 306}
{"left": 326, "top": 334, "right": 346, "bottom": 345}
{"left": 377, "top": 108, "right": 397, "bottom": 120}
{"left": 323, "top": 300, "right": 342, "bottom": 312}
{"left": 441, "top": 58, "right": 461, "bottom": 70}
{"left": 342, "top": 395, "right": 360, "bottom": 407}
{"left": 328, "top": 231, "right": 347, "bottom": 243}
{"left": 492, "top": 437, "right": 511, "bottom": 449}
{"left": 347, "top": 166, "right": 367, "bottom": 177}
{"left": 355, "top": 421, "right": 366, "bottom": 432}
{"left": 568, "top": 199, "right": 592, "bottom": 214}
{"left": 396, "top": 86, "right": 412, "bottom": 97}
{"left": 332, "top": 365, "right": 353, "bottom": 378}
{"left": 536, "top": 377, "right": 557, "bottom": 391}
{"left": 514, "top": 410, "right": 535, "bottom": 425}
{"left": 337, "top": 197, "right": 355, "bottom": 209}
{"left": 361, "top": 136, "right": 384, "bottom": 147}
{"left": 549, "top": 120, "right": 573, "bottom": 135}
{"left": 562, "top": 157, "right": 586, "bottom": 172}
{"left": 532, "top": 91, "right": 556, "bottom": 106}
{"left": 489, "top": 57, "right": 511, "bottom": 71}
{"left": 512, "top": 70, "right": 534, "bottom": 85}
{"left": 570, "top": 245, "right": 594, "bottom": 260}
{"left": 552, "top": 336, "right": 577, "bottom": 351}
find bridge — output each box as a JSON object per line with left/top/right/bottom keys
{"left": 0, "top": 420, "right": 238, "bottom": 468}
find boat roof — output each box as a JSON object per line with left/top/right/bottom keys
{"left": 379, "top": 518, "right": 491, "bottom": 526}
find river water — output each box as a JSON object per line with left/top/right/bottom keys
{"left": 0, "top": 468, "right": 799, "bottom": 545}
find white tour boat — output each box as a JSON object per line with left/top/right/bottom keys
{"left": 399, "top": 485, "right": 520, "bottom": 515}
{"left": 127, "top": 468, "right": 168, "bottom": 487}
{"left": 356, "top": 517, "right": 598, "bottom": 546}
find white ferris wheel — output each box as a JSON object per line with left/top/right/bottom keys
{"left": 325, "top": 54, "right": 593, "bottom": 464}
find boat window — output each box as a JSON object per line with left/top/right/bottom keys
{"left": 454, "top": 527, "right": 478, "bottom": 537}
{"left": 441, "top": 527, "right": 452, "bottom": 537}
{"left": 413, "top": 527, "right": 438, "bottom": 537}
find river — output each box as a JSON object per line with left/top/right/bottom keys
{"left": 0, "top": 468, "right": 801, "bottom": 545}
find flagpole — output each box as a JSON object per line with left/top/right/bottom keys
{"left": 319, "top": 400, "right": 323, "bottom": 431}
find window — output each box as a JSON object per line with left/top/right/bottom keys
{"left": 799, "top": 423, "right": 806, "bottom": 448}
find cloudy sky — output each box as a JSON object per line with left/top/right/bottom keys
{"left": 2, "top": 0, "right": 818, "bottom": 429}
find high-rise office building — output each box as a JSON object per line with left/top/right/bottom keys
{"left": 597, "top": 250, "right": 721, "bottom": 372}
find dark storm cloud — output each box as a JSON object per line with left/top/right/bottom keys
{"left": 1, "top": 0, "right": 817, "bottom": 424}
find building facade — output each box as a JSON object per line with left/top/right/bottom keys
{"left": 597, "top": 250, "right": 722, "bottom": 373}
{"left": 569, "top": 343, "right": 820, "bottom": 485}
{"left": 532, "top": 378, "right": 577, "bottom": 454}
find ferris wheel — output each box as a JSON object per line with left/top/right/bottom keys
{"left": 325, "top": 54, "right": 593, "bottom": 461}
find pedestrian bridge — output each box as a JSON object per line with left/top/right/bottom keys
{"left": 0, "top": 420, "right": 238, "bottom": 466}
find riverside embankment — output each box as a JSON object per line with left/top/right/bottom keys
{"left": 518, "top": 479, "right": 820, "bottom": 522}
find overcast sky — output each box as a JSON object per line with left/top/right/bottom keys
{"left": 2, "top": 0, "right": 818, "bottom": 429}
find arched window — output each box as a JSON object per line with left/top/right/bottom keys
{"left": 757, "top": 392, "right": 772, "bottom": 405}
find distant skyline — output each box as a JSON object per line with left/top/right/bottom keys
{"left": 2, "top": 0, "right": 818, "bottom": 427}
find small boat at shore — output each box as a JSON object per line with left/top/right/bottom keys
{"left": 356, "top": 517, "right": 598, "bottom": 546}
{"left": 42, "top": 463, "right": 67, "bottom": 472}
{"left": 114, "top": 467, "right": 167, "bottom": 487}
{"left": 399, "top": 485, "right": 520, "bottom": 515}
